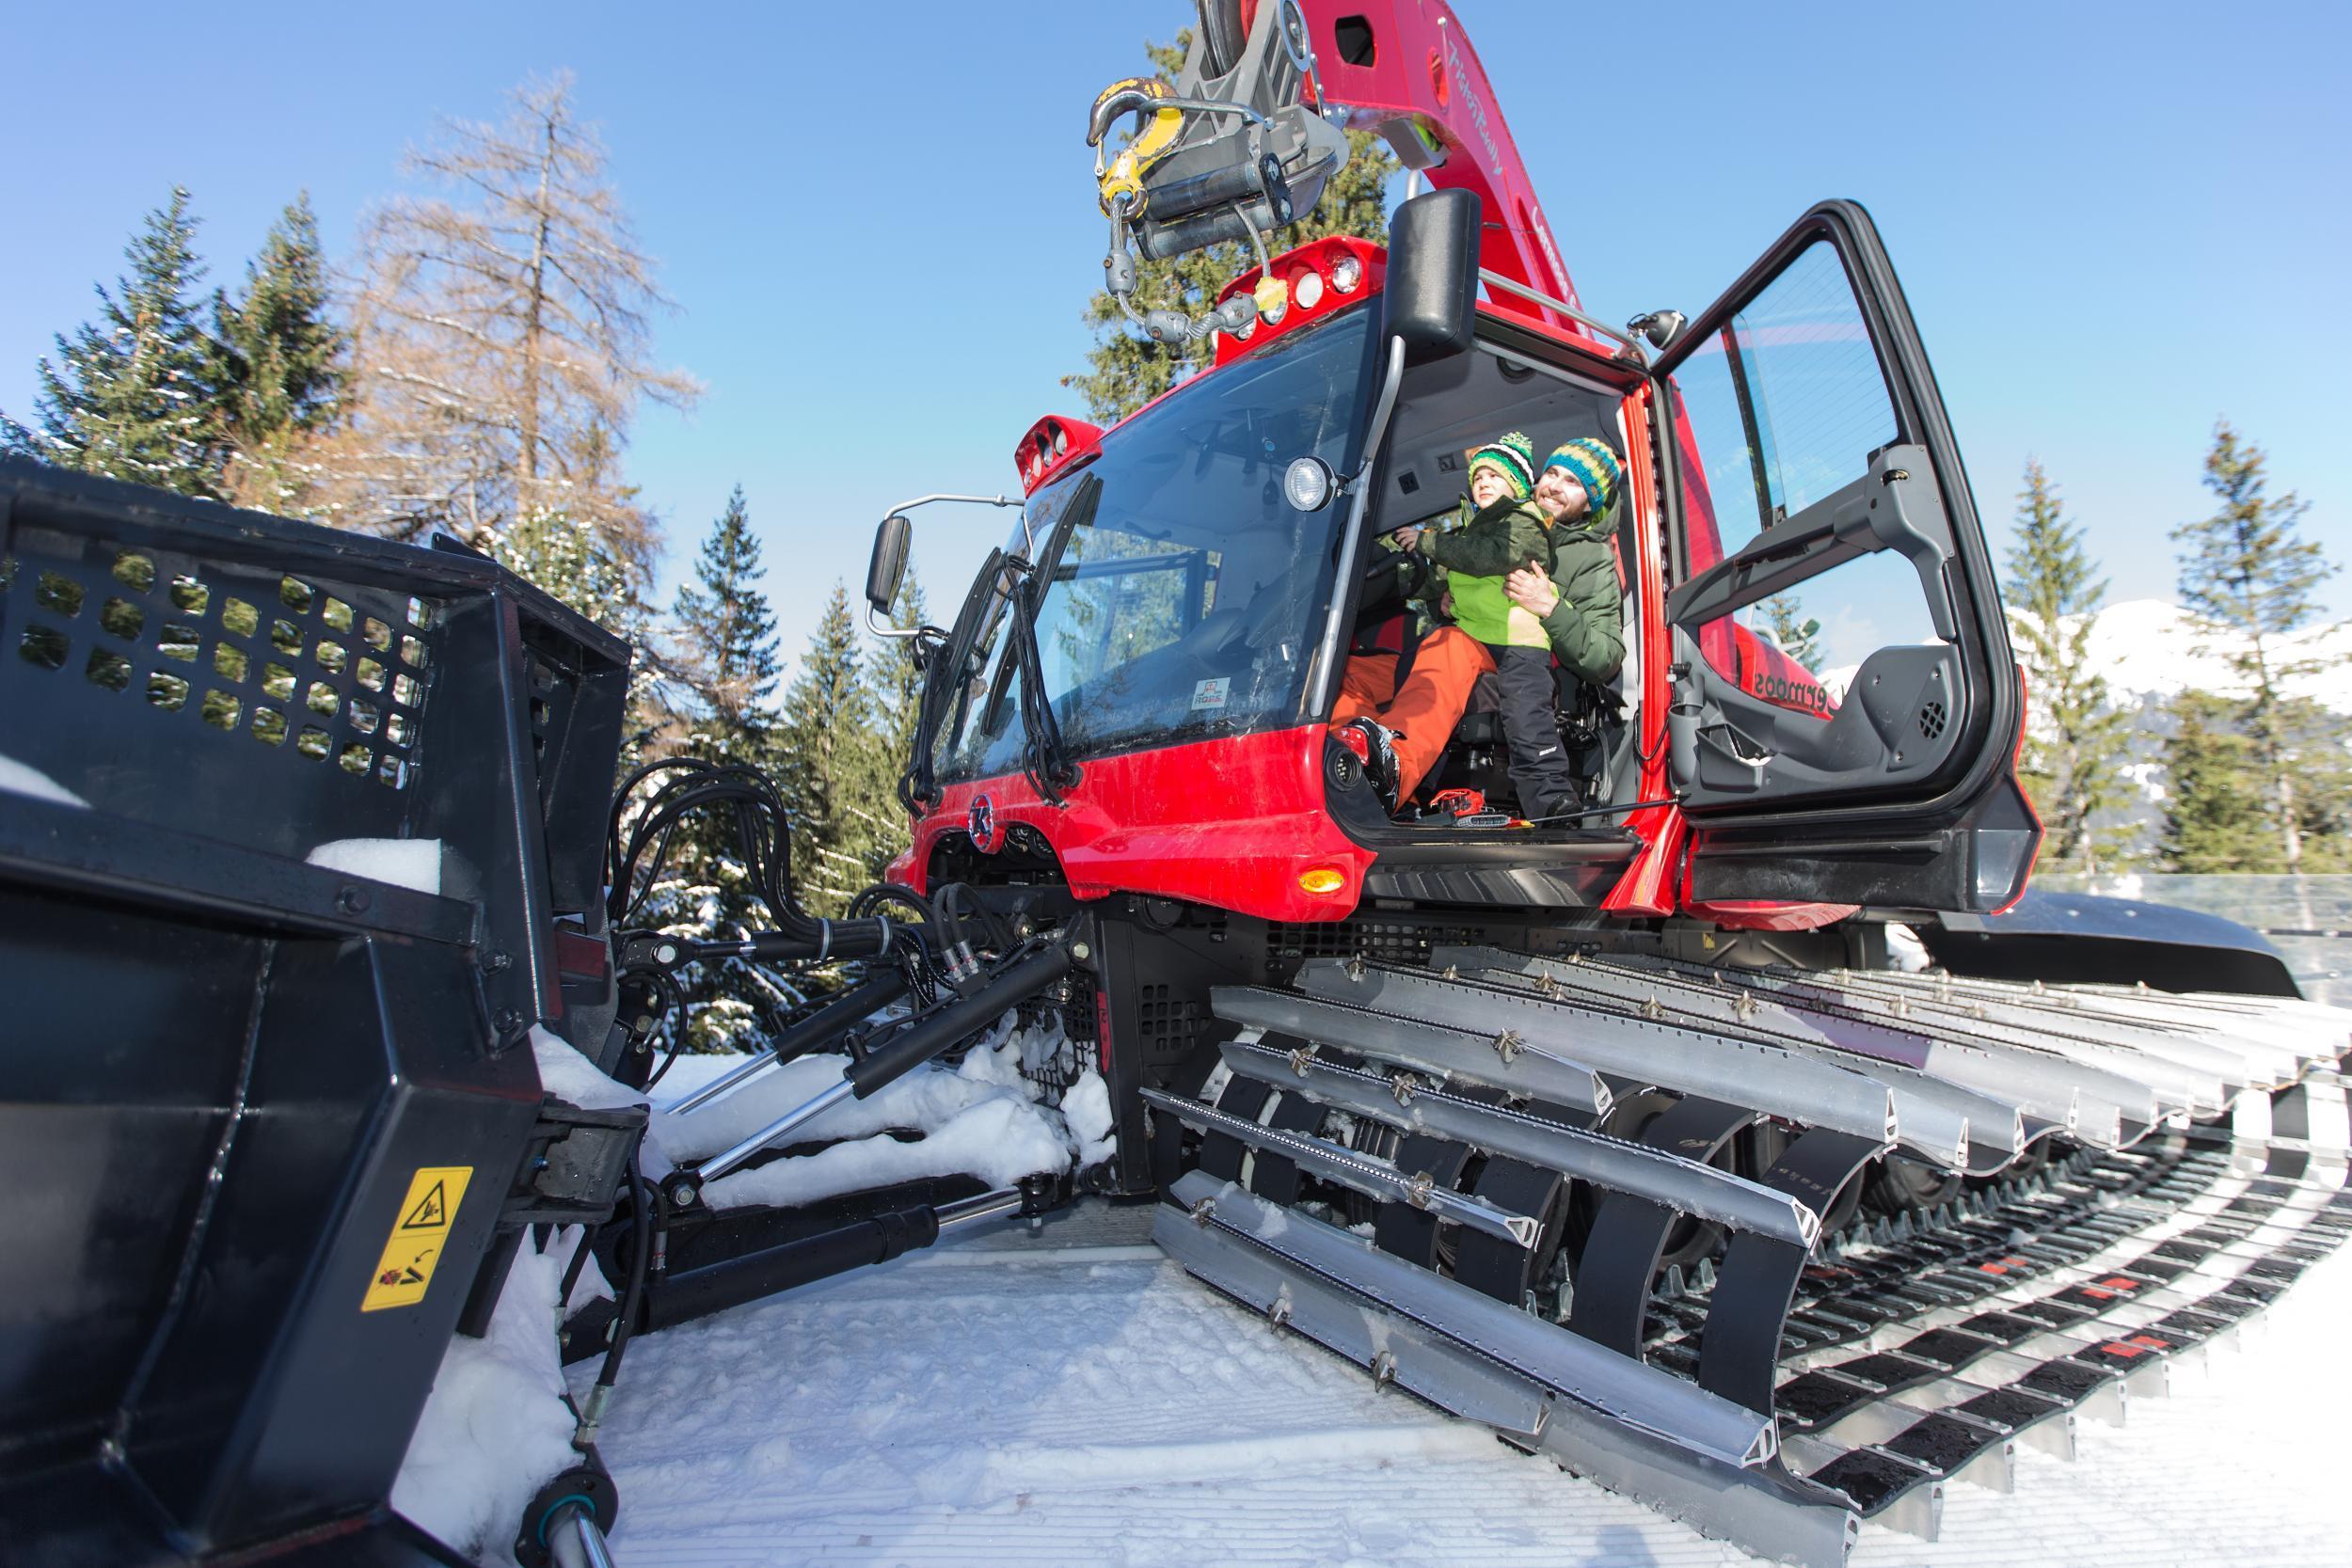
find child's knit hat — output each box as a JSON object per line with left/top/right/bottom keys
{"left": 1467, "top": 431, "right": 1537, "bottom": 501}
{"left": 1544, "top": 437, "right": 1625, "bottom": 518}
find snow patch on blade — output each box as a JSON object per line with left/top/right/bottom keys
{"left": 0, "top": 754, "right": 87, "bottom": 808}
{"left": 308, "top": 835, "right": 442, "bottom": 895}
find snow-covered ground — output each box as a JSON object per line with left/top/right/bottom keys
{"left": 584, "top": 1186, "right": 2352, "bottom": 1568}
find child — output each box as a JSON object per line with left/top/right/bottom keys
{"left": 1410, "top": 432, "right": 1623, "bottom": 822}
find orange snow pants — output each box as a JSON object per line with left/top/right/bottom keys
{"left": 1330, "top": 626, "right": 1494, "bottom": 802}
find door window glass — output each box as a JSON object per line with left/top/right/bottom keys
{"left": 1667, "top": 241, "right": 1922, "bottom": 719}
{"left": 1670, "top": 240, "right": 1898, "bottom": 567}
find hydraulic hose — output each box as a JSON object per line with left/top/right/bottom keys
{"left": 573, "top": 1141, "right": 654, "bottom": 1450}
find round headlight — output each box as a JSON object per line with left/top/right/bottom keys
{"left": 1330, "top": 253, "right": 1363, "bottom": 294}
{"left": 1294, "top": 269, "right": 1326, "bottom": 310}
{"left": 1283, "top": 455, "right": 1336, "bottom": 512}
{"left": 1259, "top": 294, "right": 1288, "bottom": 326}
{"left": 1053, "top": 427, "right": 1068, "bottom": 455}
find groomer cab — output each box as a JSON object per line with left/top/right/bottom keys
{"left": 880, "top": 190, "right": 2034, "bottom": 926}
{"left": 1325, "top": 191, "right": 2038, "bottom": 915}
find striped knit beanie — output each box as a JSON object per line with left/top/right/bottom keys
{"left": 1467, "top": 431, "right": 1537, "bottom": 501}
{"left": 1545, "top": 437, "right": 1624, "bottom": 518}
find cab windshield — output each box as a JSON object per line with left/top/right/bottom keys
{"left": 934, "top": 304, "right": 1376, "bottom": 783}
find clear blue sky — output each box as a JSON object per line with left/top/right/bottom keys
{"left": 5, "top": 0, "right": 2345, "bottom": 672}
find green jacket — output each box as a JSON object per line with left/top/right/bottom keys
{"left": 1418, "top": 493, "right": 1555, "bottom": 648}
{"left": 1416, "top": 493, "right": 1625, "bottom": 681}
{"left": 1534, "top": 502, "right": 1626, "bottom": 685}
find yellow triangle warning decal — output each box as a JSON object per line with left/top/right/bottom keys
{"left": 401, "top": 1180, "right": 448, "bottom": 1229}
{"left": 362, "top": 1165, "right": 472, "bottom": 1313}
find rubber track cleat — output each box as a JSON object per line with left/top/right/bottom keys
{"left": 1332, "top": 718, "right": 1402, "bottom": 811}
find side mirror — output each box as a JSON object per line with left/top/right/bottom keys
{"left": 866, "top": 514, "right": 912, "bottom": 613}
{"left": 1384, "top": 187, "right": 1480, "bottom": 364}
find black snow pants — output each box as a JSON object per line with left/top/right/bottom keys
{"left": 1487, "top": 643, "right": 1581, "bottom": 820}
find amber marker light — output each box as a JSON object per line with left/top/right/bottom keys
{"left": 1297, "top": 866, "right": 1347, "bottom": 895}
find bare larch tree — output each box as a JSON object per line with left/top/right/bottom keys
{"left": 313, "top": 72, "right": 699, "bottom": 578}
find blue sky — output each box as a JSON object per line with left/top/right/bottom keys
{"left": 4, "top": 0, "right": 2344, "bottom": 671}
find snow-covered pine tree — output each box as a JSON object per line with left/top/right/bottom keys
{"left": 777, "top": 584, "right": 870, "bottom": 917}
{"left": 665, "top": 487, "right": 789, "bottom": 1040}
{"left": 2169, "top": 421, "right": 2341, "bottom": 873}
{"left": 3, "top": 188, "right": 227, "bottom": 496}
{"left": 2003, "top": 460, "right": 2134, "bottom": 871}
{"left": 212, "top": 193, "right": 348, "bottom": 512}
{"left": 1062, "top": 33, "right": 1399, "bottom": 422}
{"left": 479, "top": 506, "right": 638, "bottom": 631}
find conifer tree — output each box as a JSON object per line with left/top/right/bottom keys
{"left": 478, "top": 505, "right": 638, "bottom": 632}
{"left": 1063, "top": 33, "right": 1399, "bottom": 421}
{"left": 2158, "top": 690, "right": 2277, "bottom": 872}
{"left": 2003, "top": 460, "right": 2134, "bottom": 871}
{"left": 672, "top": 485, "right": 781, "bottom": 737}
{"left": 778, "top": 583, "right": 869, "bottom": 915}
{"left": 2169, "top": 422, "right": 2340, "bottom": 872}
{"left": 212, "top": 193, "right": 348, "bottom": 510}
{"left": 4, "top": 188, "right": 225, "bottom": 495}
{"left": 1755, "top": 594, "right": 1822, "bottom": 672}
{"left": 839, "top": 572, "right": 930, "bottom": 884}
{"left": 639, "top": 487, "right": 791, "bottom": 1047}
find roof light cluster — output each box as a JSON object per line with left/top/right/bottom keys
{"left": 1212, "top": 236, "right": 1384, "bottom": 366}
{"left": 1012, "top": 414, "right": 1104, "bottom": 495}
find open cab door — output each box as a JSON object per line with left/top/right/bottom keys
{"left": 1652, "top": 201, "right": 2039, "bottom": 913}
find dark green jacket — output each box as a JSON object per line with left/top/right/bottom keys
{"left": 1535, "top": 501, "right": 1626, "bottom": 685}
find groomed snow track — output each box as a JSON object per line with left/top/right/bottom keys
{"left": 1143, "top": 953, "right": 2352, "bottom": 1566}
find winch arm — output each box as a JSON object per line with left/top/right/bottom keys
{"left": 1091, "top": 2, "right": 1590, "bottom": 341}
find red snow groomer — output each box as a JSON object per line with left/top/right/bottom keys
{"left": 7, "top": 5, "right": 2348, "bottom": 1567}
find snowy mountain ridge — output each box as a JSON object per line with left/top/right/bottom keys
{"left": 2057, "top": 598, "right": 2352, "bottom": 713}
{"left": 1818, "top": 598, "right": 2351, "bottom": 713}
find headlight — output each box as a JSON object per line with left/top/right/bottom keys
{"left": 1330, "top": 253, "right": 1362, "bottom": 293}
{"left": 1294, "top": 269, "right": 1326, "bottom": 310}
{"left": 1283, "top": 455, "right": 1336, "bottom": 512}
{"left": 1053, "top": 427, "right": 1068, "bottom": 455}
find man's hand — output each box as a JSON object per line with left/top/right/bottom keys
{"left": 1505, "top": 562, "right": 1561, "bottom": 618}
{"left": 1392, "top": 524, "right": 1423, "bottom": 550}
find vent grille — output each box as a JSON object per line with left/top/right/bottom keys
{"left": 1917, "top": 700, "right": 1947, "bottom": 740}
{"left": 8, "top": 546, "right": 433, "bottom": 791}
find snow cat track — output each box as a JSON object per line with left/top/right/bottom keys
{"left": 1147, "top": 955, "right": 2352, "bottom": 1566}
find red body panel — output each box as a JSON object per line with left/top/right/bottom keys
{"left": 892, "top": 724, "right": 1376, "bottom": 924}
{"left": 1306, "top": 2, "right": 1594, "bottom": 346}
{"left": 1680, "top": 898, "right": 1863, "bottom": 933}
{"left": 1599, "top": 382, "right": 1683, "bottom": 918}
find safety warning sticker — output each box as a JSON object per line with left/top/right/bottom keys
{"left": 361, "top": 1164, "right": 473, "bottom": 1312}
